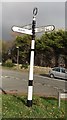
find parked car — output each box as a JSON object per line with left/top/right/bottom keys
{"left": 49, "top": 67, "right": 67, "bottom": 80}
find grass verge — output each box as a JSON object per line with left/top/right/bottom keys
{"left": 2, "top": 65, "right": 51, "bottom": 75}
{"left": 1, "top": 94, "right": 67, "bottom": 119}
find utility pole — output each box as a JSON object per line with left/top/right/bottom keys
{"left": 27, "top": 8, "right": 38, "bottom": 107}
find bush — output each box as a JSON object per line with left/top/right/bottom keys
{"left": 3, "top": 59, "right": 14, "bottom": 67}
{"left": 21, "top": 64, "right": 29, "bottom": 69}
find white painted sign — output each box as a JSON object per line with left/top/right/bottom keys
{"left": 11, "top": 26, "right": 32, "bottom": 35}
{"left": 22, "top": 24, "right": 32, "bottom": 30}
{"left": 22, "top": 24, "right": 55, "bottom": 32}
{"left": 35, "top": 25, "right": 55, "bottom": 33}
{"left": 58, "top": 92, "right": 67, "bottom": 107}
{"left": 60, "top": 93, "right": 67, "bottom": 98}
{"left": 12, "top": 25, "right": 55, "bottom": 35}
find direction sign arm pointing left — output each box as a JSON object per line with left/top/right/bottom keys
{"left": 11, "top": 26, "right": 32, "bottom": 35}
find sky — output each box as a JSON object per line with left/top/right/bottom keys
{"left": 0, "top": 1, "right": 67, "bottom": 41}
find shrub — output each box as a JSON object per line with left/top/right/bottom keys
{"left": 21, "top": 64, "right": 29, "bottom": 69}
{"left": 3, "top": 59, "right": 14, "bottom": 67}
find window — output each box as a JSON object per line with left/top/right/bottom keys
{"left": 55, "top": 67, "right": 60, "bottom": 72}
{"left": 61, "top": 69, "right": 65, "bottom": 73}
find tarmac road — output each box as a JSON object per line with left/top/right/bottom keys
{"left": 0, "top": 68, "right": 67, "bottom": 97}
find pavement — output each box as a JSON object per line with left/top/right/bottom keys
{"left": 0, "top": 68, "right": 67, "bottom": 97}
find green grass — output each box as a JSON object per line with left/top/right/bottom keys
{"left": 1, "top": 94, "right": 67, "bottom": 119}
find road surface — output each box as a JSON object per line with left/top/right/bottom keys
{"left": 0, "top": 68, "right": 67, "bottom": 97}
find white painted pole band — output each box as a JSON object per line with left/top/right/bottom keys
{"left": 29, "top": 39, "right": 35, "bottom": 80}
{"left": 29, "top": 51, "right": 34, "bottom": 80}
{"left": 31, "top": 40, "right": 35, "bottom": 49}
{"left": 28, "top": 86, "right": 33, "bottom": 100}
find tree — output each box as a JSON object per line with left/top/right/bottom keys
{"left": 2, "top": 40, "right": 15, "bottom": 62}
{"left": 2, "top": 29, "right": 67, "bottom": 68}
{"left": 12, "top": 34, "right": 31, "bottom": 64}
{"left": 35, "top": 29, "right": 67, "bottom": 67}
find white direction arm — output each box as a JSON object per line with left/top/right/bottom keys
{"left": 12, "top": 25, "right": 55, "bottom": 35}
{"left": 35, "top": 25, "right": 55, "bottom": 33}
{"left": 12, "top": 26, "right": 32, "bottom": 35}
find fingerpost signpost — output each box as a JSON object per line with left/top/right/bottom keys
{"left": 11, "top": 7, "right": 55, "bottom": 107}
{"left": 27, "top": 8, "right": 38, "bottom": 107}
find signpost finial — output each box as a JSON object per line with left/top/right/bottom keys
{"left": 33, "top": 7, "right": 38, "bottom": 16}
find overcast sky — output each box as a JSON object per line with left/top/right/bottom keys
{"left": 0, "top": 1, "right": 66, "bottom": 40}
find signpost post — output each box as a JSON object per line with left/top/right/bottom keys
{"left": 27, "top": 8, "right": 38, "bottom": 107}
{"left": 11, "top": 7, "right": 55, "bottom": 107}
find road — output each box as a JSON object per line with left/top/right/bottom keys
{"left": 0, "top": 68, "right": 67, "bottom": 97}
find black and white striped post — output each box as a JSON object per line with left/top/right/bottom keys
{"left": 27, "top": 8, "right": 38, "bottom": 107}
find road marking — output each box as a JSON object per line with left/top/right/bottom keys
{"left": 34, "top": 74, "right": 67, "bottom": 83}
